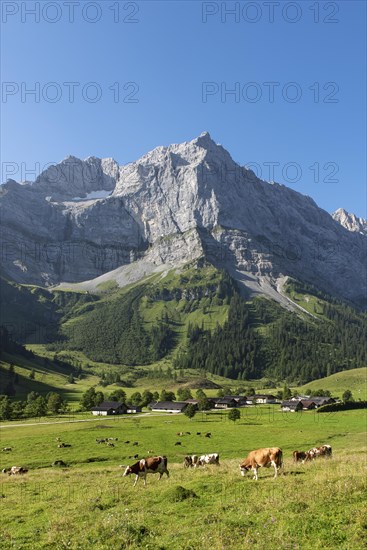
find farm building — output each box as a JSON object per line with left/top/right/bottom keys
{"left": 281, "top": 400, "right": 303, "bottom": 412}
{"left": 300, "top": 400, "right": 317, "bottom": 410}
{"left": 150, "top": 401, "right": 189, "bottom": 413}
{"left": 214, "top": 397, "right": 238, "bottom": 409}
{"left": 288, "top": 396, "right": 336, "bottom": 409}
{"left": 91, "top": 401, "right": 127, "bottom": 416}
{"left": 253, "top": 394, "right": 277, "bottom": 404}
{"left": 230, "top": 395, "right": 247, "bottom": 407}
{"left": 126, "top": 406, "right": 142, "bottom": 414}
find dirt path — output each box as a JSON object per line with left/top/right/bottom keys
{"left": 0, "top": 412, "right": 161, "bottom": 429}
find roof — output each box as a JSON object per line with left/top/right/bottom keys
{"left": 310, "top": 396, "right": 335, "bottom": 404}
{"left": 91, "top": 401, "right": 125, "bottom": 411}
{"left": 151, "top": 401, "right": 188, "bottom": 410}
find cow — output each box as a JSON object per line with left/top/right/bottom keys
{"left": 175, "top": 442, "right": 182, "bottom": 446}
{"left": 123, "top": 456, "right": 169, "bottom": 486}
{"left": 96, "top": 439, "right": 106, "bottom": 444}
{"left": 185, "top": 432, "right": 191, "bottom": 435}
{"left": 9, "top": 466, "right": 28, "bottom": 476}
{"left": 306, "top": 445, "right": 332, "bottom": 460}
{"left": 2, "top": 447, "right": 12, "bottom": 452}
{"left": 128, "top": 454, "right": 139, "bottom": 459}
{"left": 176, "top": 432, "right": 184, "bottom": 436}
{"left": 292, "top": 450, "right": 307, "bottom": 463}
{"left": 196, "top": 432, "right": 201, "bottom": 436}
{"left": 240, "top": 448, "right": 283, "bottom": 480}
{"left": 58, "top": 443, "right": 71, "bottom": 448}
{"left": 205, "top": 432, "right": 211, "bottom": 438}
{"left": 132, "top": 442, "right": 139, "bottom": 446}
{"left": 107, "top": 442, "right": 115, "bottom": 447}
{"left": 197, "top": 453, "right": 220, "bottom": 466}
{"left": 183, "top": 455, "right": 199, "bottom": 468}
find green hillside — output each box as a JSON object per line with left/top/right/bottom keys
{"left": 299, "top": 367, "right": 367, "bottom": 400}
{"left": 1, "top": 264, "right": 366, "bottom": 393}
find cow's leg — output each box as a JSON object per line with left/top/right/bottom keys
{"left": 165, "top": 468, "right": 169, "bottom": 478}
{"left": 133, "top": 475, "right": 139, "bottom": 487}
{"left": 158, "top": 472, "right": 162, "bottom": 481}
{"left": 252, "top": 467, "right": 258, "bottom": 480}
{"left": 271, "top": 461, "right": 278, "bottom": 478}
{"left": 143, "top": 473, "right": 147, "bottom": 486}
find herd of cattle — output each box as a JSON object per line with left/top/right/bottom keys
{"left": 2, "top": 442, "right": 332, "bottom": 485}
{"left": 121, "top": 444, "right": 332, "bottom": 486}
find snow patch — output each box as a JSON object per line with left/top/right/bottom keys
{"left": 71, "top": 190, "right": 112, "bottom": 201}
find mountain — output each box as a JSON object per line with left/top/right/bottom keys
{"left": 1, "top": 132, "right": 366, "bottom": 309}
{"left": 332, "top": 208, "right": 367, "bottom": 236}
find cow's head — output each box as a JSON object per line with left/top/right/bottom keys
{"left": 240, "top": 464, "right": 249, "bottom": 476}
{"left": 123, "top": 466, "right": 133, "bottom": 477}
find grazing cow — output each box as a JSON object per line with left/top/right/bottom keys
{"left": 205, "top": 432, "right": 211, "bottom": 438}
{"left": 128, "top": 454, "right": 139, "bottom": 459}
{"left": 55, "top": 437, "right": 61, "bottom": 442}
{"left": 292, "top": 450, "right": 307, "bottom": 463}
{"left": 107, "top": 442, "right": 115, "bottom": 447}
{"left": 306, "top": 445, "right": 332, "bottom": 461}
{"left": 196, "top": 432, "right": 201, "bottom": 436}
{"left": 96, "top": 439, "right": 106, "bottom": 444}
{"left": 2, "top": 447, "right": 12, "bottom": 452}
{"left": 123, "top": 456, "right": 169, "bottom": 486}
{"left": 183, "top": 455, "right": 199, "bottom": 468}
{"left": 175, "top": 442, "right": 182, "bottom": 446}
{"left": 124, "top": 441, "right": 130, "bottom": 444}
{"left": 57, "top": 443, "right": 71, "bottom": 448}
{"left": 9, "top": 466, "right": 28, "bottom": 476}
{"left": 185, "top": 432, "right": 191, "bottom": 435}
{"left": 132, "top": 442, "right": 139, "bottom": 447}
{"left": 52, "top": 460, "right": 67, "bottom": 467}
{"left": 176, "top": 432, "right": 184, "bottom": 436}
{"left": 240, "top": 448, "right": 283, "bottom": 480}
{"left": 197, "top": 453, "right": 220, "bottom": 466}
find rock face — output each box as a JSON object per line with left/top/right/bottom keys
{"left": 332, "top": 208, "right": 367, "bottom": 236}
{"left": 1, "top": 132, "right": 366, "bottom": 307}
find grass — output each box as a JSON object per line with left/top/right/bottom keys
{"left": 0, "top": 409, "right": 366, "bottom": 548}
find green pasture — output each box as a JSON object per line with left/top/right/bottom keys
{"left": 0, "top": 408, "right": 366, "bottom": 549}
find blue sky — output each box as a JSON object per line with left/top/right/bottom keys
{"left": 1, "top": 0, "right": 366, "bottom": 217}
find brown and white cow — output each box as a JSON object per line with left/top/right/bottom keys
{"left": 123, "top": 456, "right": 169, "bottom": 486}
{"left": 306, "top": 444, "right": 332, "bottom": 460}
{"left": 197, "top": 453, "right": 220, "bottom": 466}
{"left": 292, "top": 450, "right": 307, "bottom": 463}
{"left": 183, "top": 455, "right": 199, "bottom": 468}
{"left": 240, "top": 447, "right": 283, "bottom": 480}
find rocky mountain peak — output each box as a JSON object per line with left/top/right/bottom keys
{"left": 1, "top": 133, "right": 365, "bottom": 308}
{"left": 332, "top": 208, "right": 367, "bottom": 235}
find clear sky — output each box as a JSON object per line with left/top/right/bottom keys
{"left": 1, "top": 0, "right": 366, "bottom": 217}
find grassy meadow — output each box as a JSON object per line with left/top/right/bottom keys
{"left": 0, "top": 407, "right": 366, "bottom": 549}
